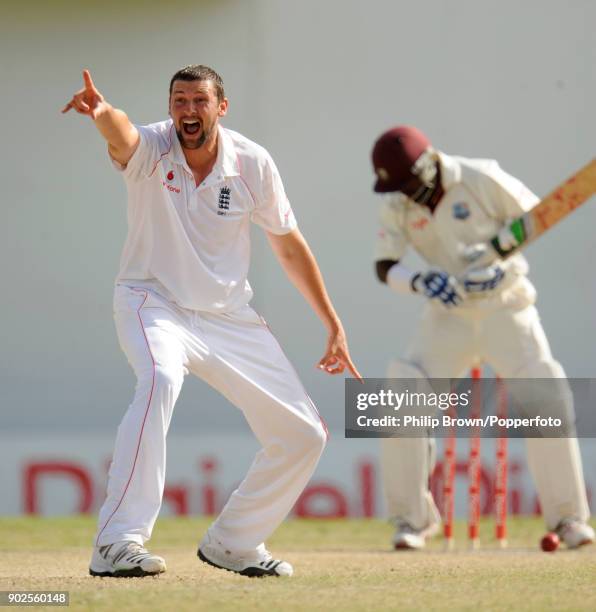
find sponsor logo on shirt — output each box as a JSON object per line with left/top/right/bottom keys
{"left": 162, "top": 180, "right": 181, "bottom": 194}
{"left": 411, "top": 217, "right": 429, "bottom": 230}
{"left": 218, "top": 186, "right": 231, "bottom": 216}
{"left": 161, "top": 168, "right": 181, "bottom": 193}
{"left": 452, "top": 202, "right": 470, "bottom": 220}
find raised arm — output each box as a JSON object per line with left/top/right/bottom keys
{"left": 267, "top": 228, "right": 361, "bottom": 380}
{"left": 62, "top": 70, "right": 139, "bottom": 166}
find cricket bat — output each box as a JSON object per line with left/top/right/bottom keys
{"left": 491, "top": 158, "right": 596, "bottom": 258}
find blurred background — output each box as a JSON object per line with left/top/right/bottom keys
{"left": 1, "top": 0, "right": 594, "bottom": 518}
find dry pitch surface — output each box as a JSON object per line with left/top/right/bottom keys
{"left": 1, "top": 517, "right": 595, "bottom": 611}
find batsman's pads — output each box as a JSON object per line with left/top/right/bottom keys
{"left": 411, "top": 270, "right": 464, "bottom": 307}
{"left": 385, "top": 359, "right": 451, "bottom": 419}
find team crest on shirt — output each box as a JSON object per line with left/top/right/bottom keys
{"left": 218, "top": 186, "right": 231, "bottom": 215}
{"left": 452, "top": 202, "right": 470, "bottom": 220}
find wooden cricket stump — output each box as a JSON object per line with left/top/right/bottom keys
{"left": 442, "top": 367, "right": 509, "bottom": 551}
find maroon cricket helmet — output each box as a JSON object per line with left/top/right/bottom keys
{"left": 371, "top": 126, "right": 432, "bottom": 193}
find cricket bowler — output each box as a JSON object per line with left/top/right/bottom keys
{"left": 62, "top": 65, "right": 360, "bottom": 577}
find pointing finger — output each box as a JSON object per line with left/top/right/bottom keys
{"left": 83, "top": 69, "right": 97, "bottom": 92}
{"left": 346, "top": 360, "right": 363, "bottom": 382}
{"left": 341, "top": 352, "right": 363, "bottom": 381}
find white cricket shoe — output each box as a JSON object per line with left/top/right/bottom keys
{"left": 198, "top": 532, "right": 293, "bottom": 577}
{"left": 89, "top": 541, "right": 166, "bottom": 577}
{"left": 392, "top": 521, "right": 439, "bottom": 550}
{"left": 555, "top": 519, "right": 595, "bottom": 549}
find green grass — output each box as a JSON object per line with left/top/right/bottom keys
{"left": 1, "top": 516, "right": 595, "bottom": 611}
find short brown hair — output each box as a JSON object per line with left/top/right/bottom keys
{"left": 169, "top": 65, "right": 225, "bottom": 101}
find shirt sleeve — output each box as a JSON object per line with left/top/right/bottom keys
{"left": 250, "top": 153, "right": 297, "bottom": 234}
{"left": 374, "top": 197, "right": 409, "bottom": 261}
{"left": 109, "top": 124, "right": 165, "bottom": 182}
{"left": 477, "top": 161, "right": 540, "bottom": 220}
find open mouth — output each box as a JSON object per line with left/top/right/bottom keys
{"left": 182, "top": 119, "right": 201, "bottom": 135}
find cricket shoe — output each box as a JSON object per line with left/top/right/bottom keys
{"left": 198, "top": 532, "right": 293, "bottom": 577}
{"left": 555, "top": 518, "right": 595, "bottom": 549}
{"left": 89, "top": 541, "right": 166, "bottom": 577}
{"left": 392, "top": 521, "right": 439, "bottom": 550}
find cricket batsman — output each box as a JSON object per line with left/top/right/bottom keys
{"left": 371, "top": 125, "right": 594, "bottom": 550}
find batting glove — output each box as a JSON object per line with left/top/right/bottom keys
{"left": 461, "top": 221, "right": 521, "bottom": 265}
{"left": 495, "top": 224, "right": 520, "bottom": 253}
{"left": 463, "top": 263, "right": 506, "bottom": 293}
{"left": 411, "top": 270, "right": 464, "bottom": 308}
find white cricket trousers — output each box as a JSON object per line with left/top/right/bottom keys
{"left": 95, "top": 285, "right": 327, "bottom": 551}
{"left": 381, "top": 302, "right": 590, "bottom": 531}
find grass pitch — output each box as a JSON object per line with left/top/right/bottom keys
{"left": 1, "top": 516, "right": 595, "bottom": 611}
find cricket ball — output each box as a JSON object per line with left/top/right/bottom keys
{"left": 540, "top": 532, "right": 560, "bottom": 552}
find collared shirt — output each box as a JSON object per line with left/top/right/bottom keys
{"left": 375, "top": 152, "right": 540, "bottom": 308}
{"left": 113, "top": 121, "right": 297, "bottom": 312}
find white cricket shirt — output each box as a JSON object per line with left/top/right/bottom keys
{"left": 112, "top": 121, "right": 297, "bottom": 312}
{"left": 375, "top": 152, "right": 540, "bottom": 308}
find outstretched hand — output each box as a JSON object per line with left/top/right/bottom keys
{"left": 61, "top": 70, "right": 107, "bottom": 119}
{"left": 318, "top": 326, "right": 362, "bottom": 380}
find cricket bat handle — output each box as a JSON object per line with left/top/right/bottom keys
{"left": 489, "top": 158, "right": 596, "bottom": 259}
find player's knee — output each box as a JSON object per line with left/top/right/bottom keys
{"left": 152, "top": 364, "right": 184, "bottom": 392}
{"left": 300, "top": 419, "right": 328, "bottom": 457}
{"left": 508, "top": 359, "right": 575, "bottom": 429}
{"left": 265, "top": 420, "right": 326, "bottom": 463}
{"left": 287, "top": 416, "right": 327, "bottom": 459}
{"left": 513, "top": 358, "right": 566, "bottom": 379}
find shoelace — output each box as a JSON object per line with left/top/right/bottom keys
{"left": 122, "top": 543, "right": 153, "bottom": 564}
